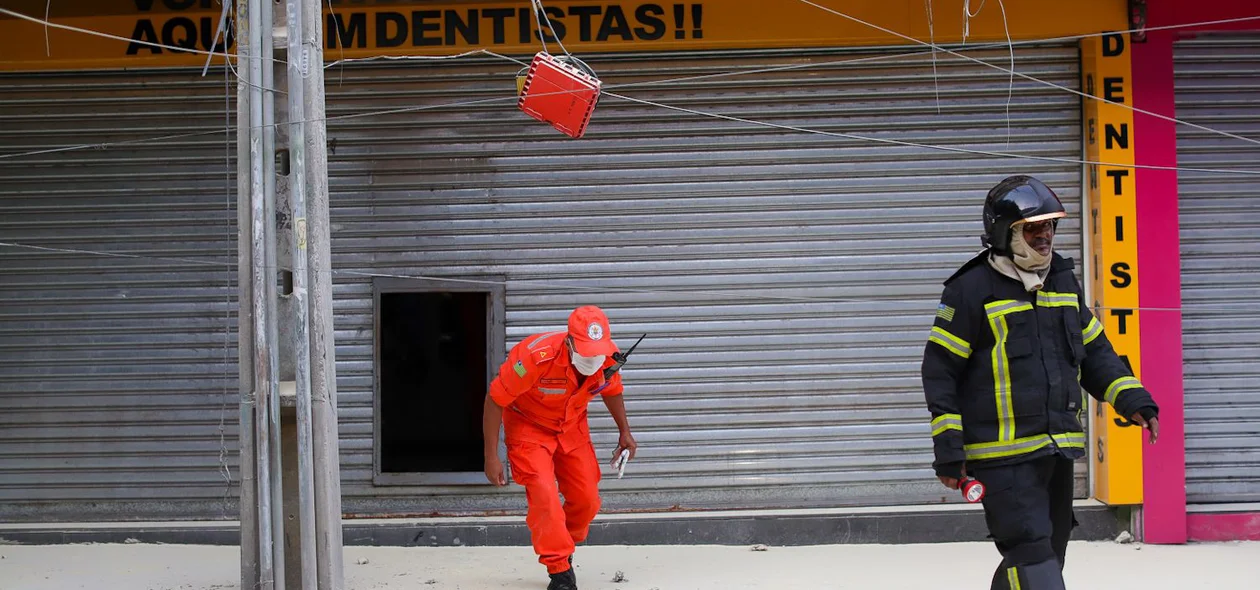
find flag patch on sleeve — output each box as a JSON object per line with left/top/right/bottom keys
{"left": 513, "top": 361, "right": 527, "bottom": 377}
{"left": 936, "top": 304, "right": 956, "bottom": 322}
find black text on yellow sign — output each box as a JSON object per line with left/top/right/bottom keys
{"left": 326, "top": 4, "right": 703, "bottom": 49}
{"left": 1, "top": 0, "right": 1131, "bottom": 71}
{"left": 122, "top": 2, "right": 706, "bottom": 55}
{"left": 1082, "top": 32, "right": 1143, "bottom": 505}
{"left": 127, "top": 7, "right": 232, "bottom": 54}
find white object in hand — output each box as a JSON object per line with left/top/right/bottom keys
{"left": 612, "top": 448, "right": 630, "bottom": 479}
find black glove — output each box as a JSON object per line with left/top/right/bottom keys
{"left": 934, "top": 461, "right": 965, "bottom": 480}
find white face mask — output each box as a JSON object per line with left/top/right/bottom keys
{"left": 570, "top": 350, "right": 605, "bottom": 376}
{"left": 1010, "top": 225, "right": 1053, "bottom": 272}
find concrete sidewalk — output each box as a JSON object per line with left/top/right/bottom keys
{"left": 1, "top": 541, "right": 1256, "bottom": 590}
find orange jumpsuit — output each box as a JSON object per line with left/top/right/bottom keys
{"left": 489, "top": 331, "right": 624, "bottom": 574}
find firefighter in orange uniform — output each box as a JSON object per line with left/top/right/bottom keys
{"left": 482, "top": 305, "right": 638, "bottom": 590}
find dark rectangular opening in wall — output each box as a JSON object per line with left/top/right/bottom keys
{"left": 379, "top": 291, "right": 488, "bottom": 474}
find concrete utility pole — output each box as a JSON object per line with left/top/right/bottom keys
{"left": 238, "top": 0, "right": 343, "bottom": 588}
{"left": 242, "top": 0, "right": 280, "bottom": 588}
{"left": 235, "top": 0, "right": 259, "bottom": 587}
{"left": 285, "top": 0, "right": 318, "bottom": 588}
{"left": 300, "top": 0, "right": 348, "bottom": 585}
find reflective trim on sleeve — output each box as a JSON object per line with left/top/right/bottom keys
{"left": 1082, "top": 316, "right": 1104, "bottom": 346}
{"left": 929, "top": 326, "right": 972, "bottom": 359}
{"left": 1104, "top": 376, "right": 1143, "bottom": 406}
{"left": 931, "top": 414, "right": 963, "bottom": 437}
{"left": 1008, "top": 567, "right": 1022, "bottom": 590}
{"left": 1051, "top": 431, "right": 1087, "bottom": 450}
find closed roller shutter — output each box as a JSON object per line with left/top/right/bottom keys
{"left": 324, "top": 44, "right": 1086, "bottom": 512}
{"left": 1175, "top": 35, "right": 1260, "bottom": 504}
{"left": 0, "top": 68, "right": 239, "bottom": 521}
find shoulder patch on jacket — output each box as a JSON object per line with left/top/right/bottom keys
{"left": 513, "top": 360, "right": 527, "bottom": 377}
{"left": 531, "top": 345, "right": 556, "bottom": 364}
{"left": 936, "top": 304, "right": 956, "bottom": 322}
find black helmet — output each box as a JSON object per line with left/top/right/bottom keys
{"left": 981, "top": 176, "right": 1067, "bottom": 254}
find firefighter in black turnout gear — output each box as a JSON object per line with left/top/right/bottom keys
{"left": 922, "top": 176, "right": 1160, "bottom": 590}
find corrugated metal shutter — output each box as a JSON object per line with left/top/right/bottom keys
{"left": 324, "top": 44, "right": 1086, "bottom": 513}
{"left": 1175, "top": 35, "right": 1260, "bottom": 505}
{"left": 0, "top": 43, "right": 1084, "bottom": 521}
{"left": 0, "top": 68, "right": 240, "bottom": 521}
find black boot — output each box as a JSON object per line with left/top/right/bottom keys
{"left": 547, "top": 568, "right": 577, "bottom": 590}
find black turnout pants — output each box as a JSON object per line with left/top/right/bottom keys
{"left": 970, "top": 454, "right": 1076, "bottom": 590}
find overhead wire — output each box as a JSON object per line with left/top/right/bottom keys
{"left": 326, "top": 49, "right": 530, "bottom": 69}
{"left": 956, "top": 0, "right": 1015, "bottom": 145}
{"left": 6, "top": 4, "right": 1256, "bottom": 76}
{"left": 0, "top": 5, "right": 282, "bottom": 95}
{"left": 531, "top": 0, "right": 552, "bottom": 56}
{"left": 2, "top": 55, "right": 1257, "bottom": 175}
{"left": 993, "top": 0, "right": 1014, "bottom": 146}
{"left": 0, "top": 9, "right": 1257, "bottom": 176}
{"left": 0, "top": 9, "right": 1258, "bottom": 164}
{"left": 0, "top": 6, "right": 243, "bottom": 63}
{"left": 796, "top": 0, "right": 1260, "bottom": 149}
{"left": 601, "top": 91, "right": 1260, "bottom": 176}
{"left": 0, "top": 240, "right": 1244, "bottom": 314}
{"left": 43, "top": 0, "right": 52, "bottom": 57}
{"left": 925, "top": 0, "right": 940, "bottom": 114}
{"left": 218, "top": 47, "right": 235, "bottom": 513}
{"left": 533, "top": 0, "right": 572, "bottom": 56}
{"left": 202, "top": 0, "right": 232, "bottom": 77}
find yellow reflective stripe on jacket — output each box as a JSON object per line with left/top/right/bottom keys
{"left": 1036, "top": 291, "right": 1079, "bottom": 310}
{"left": 985, "top": 300, "right": 1034, "bottom": 318}
{"left": 1051, "top": 431, "right": 1087, "bottom": 449}
{"left": 931, "top": 414, "right": 963, "bottom": 437}
{"left": 1082, "top": 316, "right": 1104, "bottom": 345}
{"left": 1008, "top": 567, "right": 1022, "bottom": 590}
{"left": 964, "top": 433, "right": 1053, "bottom": 461}
{"left": 1105, "top": 376, "right": 1143, "bottom": 405}
{"left": 985, "top": 300, "right": 1031, "bottom": 442}
{"left": 929, "top": 326, "right": 972, "bottom": 359}
{"left": 964, "top": 431, "right": 1087, "bottom": 461}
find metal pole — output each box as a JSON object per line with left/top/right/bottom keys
{"left": 302, "top": 0, "right": 346, "bottom": 587}
{"left": 260, "top": 1, "right": 286, "bottom": 588}
{"left": 235, "top": 1, "right": 259, "bottom": 588}
{"left": 285, "top": 1, "right": 318, "bottom": 588}
{"left": 246, "top": 1, "right": 275, "bottom": 589}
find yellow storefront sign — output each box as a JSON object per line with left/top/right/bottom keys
{"left": 1082, "top": 32, "right": 1144, "bottom": 505}
{"left": 1, "top": 0, "right": 1127, "bottom": 72}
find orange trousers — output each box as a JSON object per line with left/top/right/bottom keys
{"left": 507, "top": 436, "right": 602, "bottom": 574}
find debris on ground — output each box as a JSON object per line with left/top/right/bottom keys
{"left": 751, "top": 544, "right": 769, "bottom": 552}
{"left": 611, "top": 570, "right": 627, "bottom": 583}
{"left": 356, "top": 557, "right": 370, "bottom": 565}
{"left": 1115, "top": 531, "right": 1134, "bottom": 544}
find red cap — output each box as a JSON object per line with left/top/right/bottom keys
{"left": 568, "top": 305, "right": 617, "bottom": 357}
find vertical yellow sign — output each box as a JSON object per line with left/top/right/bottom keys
{"left": 1082, "top": 34, "right": 1143, "bottom": 504}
